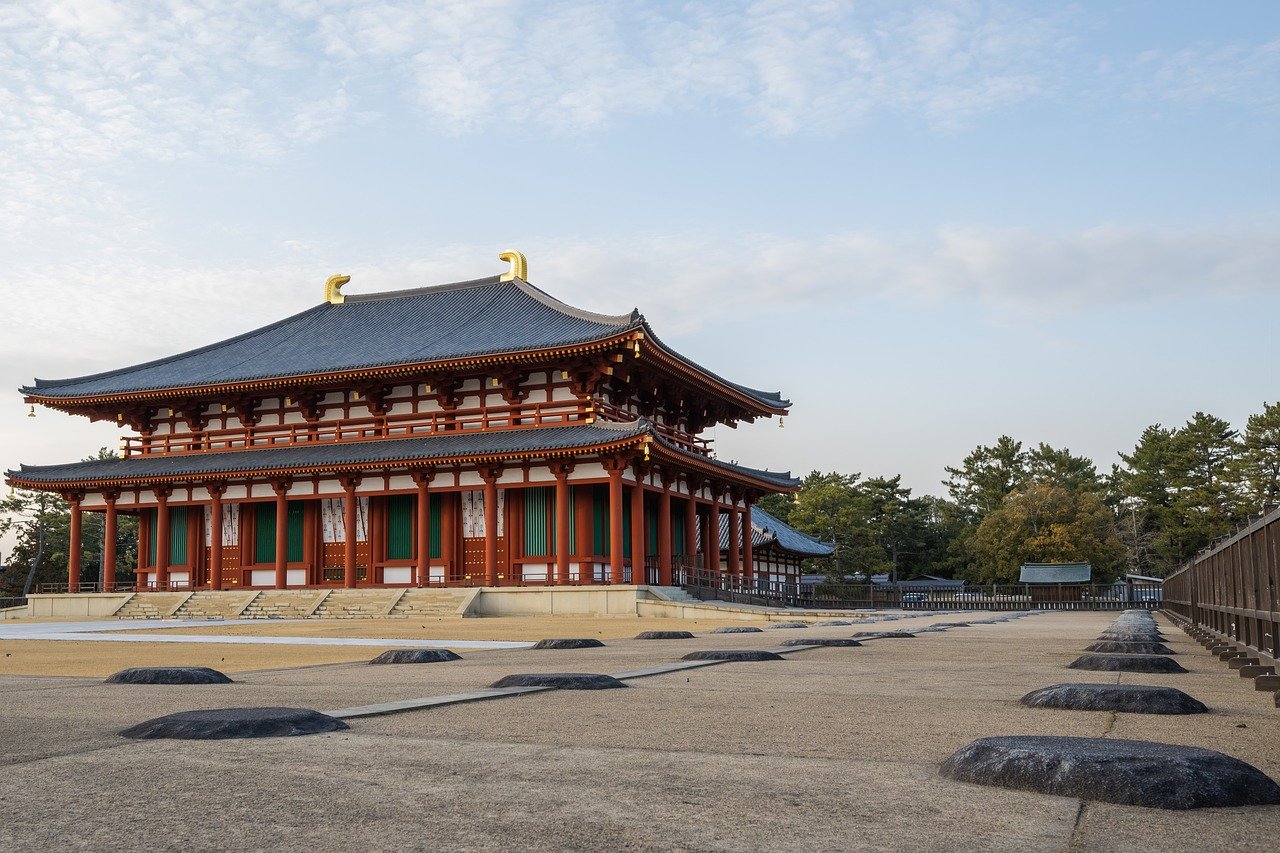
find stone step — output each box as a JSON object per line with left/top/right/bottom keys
{"left": 113, "top": 593, "right": 189, "bottom": 620}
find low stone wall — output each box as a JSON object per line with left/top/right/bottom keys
{"left": 468, "top": 586, "right": 647, "bottom": 617}
{"left": 27, "top": 593, "right": 134, "bottom": 618}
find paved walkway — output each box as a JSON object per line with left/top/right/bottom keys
{"left": 0, "top": 619, "right": 533, "bottom": 650}
{"left": 1, "top": 610, "right": 1276, "bottom": 852}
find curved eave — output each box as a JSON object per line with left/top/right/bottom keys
{"left": 23, "top": 332, "right": 644, "bottom": 414}
{"left": 638, "top": 323, "right": 790, "bottom": 418}
{"left": 5, "top": 432, "right": 649, "bottom": 491}
{"left": 649, "top": 436, "right": 800, "bottom": 493}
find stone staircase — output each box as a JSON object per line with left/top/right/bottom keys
{"left": 238, "top": 590, "right": 326, "bottom": 620}
{"left": 311, "top": 589, "right": 401, "bottom": 619}
{"left": 649, "top": 586, "right": 701, "bottom": 604}
{"left": 113, "top": 592, "right": 189, "bottom": 620}
{"left": 387, "top": 588, "right": 473, "bottom": 619}
{"left": 172, "top": 590, "right": 258, "bottom": 620}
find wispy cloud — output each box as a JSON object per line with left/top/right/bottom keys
{"left": 1131, "top": 38, "right": 1280, "bottom": 111}
{"left": 7, "top": 224, "right": 1275, "bottom": 376}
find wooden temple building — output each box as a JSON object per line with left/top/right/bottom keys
{"left": 8, "top": 253, "right": 822, "bottom": 594}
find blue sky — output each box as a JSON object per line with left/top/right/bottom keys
{"left": 2, "top": 0, "right": 1277, "bottom": 508}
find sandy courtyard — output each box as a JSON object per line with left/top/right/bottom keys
{"left": 0, "top": 610, "right": 1277, "bottom": 852}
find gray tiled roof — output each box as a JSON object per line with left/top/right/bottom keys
{"left": 714, "top": 505, "right": 834, "bottom": 556}
{"left": 7, "top": 422, "right": 649, "bottom": 486}
{"left": 1019, "top": 562, "right": 1092, "bottom": 583}
{"left": 23, "top": 276, "right": 788, "bottom": 410}
{"left": 6, "top": 419, "right": 801, "bottom": 491}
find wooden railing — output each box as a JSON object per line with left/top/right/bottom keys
{"left": 124, "top": 398, "right": 714, "bottom": 457}
{"left": 125, "top": 400, "right": 592, "bottom": 456}
{"left": 1164, "top": 506, "right": 1280, "bottom": 664}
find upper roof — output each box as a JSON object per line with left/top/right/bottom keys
{"left": 1019, "top": 562, "right": 1092, "bottom": 583}
{"left": 23, "top": 275, "right": 788, "bottom": 413}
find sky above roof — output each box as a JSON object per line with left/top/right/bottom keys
{"left": 2, "top": 1, "right": 1277, "bottom": 512}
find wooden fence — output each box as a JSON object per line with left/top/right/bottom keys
{"left": 1163, "top": 506, "right": 1280, "bottom": 663}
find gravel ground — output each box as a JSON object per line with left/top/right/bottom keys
{"left": 0, "top": 610, "right": 1277, "bottom": 852}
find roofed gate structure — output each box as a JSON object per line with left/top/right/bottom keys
{"left": 8, "top": 254, "right": 802, "bottom": 594}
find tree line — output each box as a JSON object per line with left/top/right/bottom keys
{"left": 759, "top": 402, "right": 1280, "bottom": 585}
{"left": 1, "top": 404, "right": 1276, "bottom": 596}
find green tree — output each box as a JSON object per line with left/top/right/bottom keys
{"left": 1168, "top": 412, "right": 1240, "bottom": 558}
{"left": 1027, "top": 443, "right": 1101, "bottom": 492}
{"left": 784, "top": 472, "right": 882, "bottom": 578}
{"left": 0, "top": 448, "right": 137, "bottom": 596}
{"left": 859, "top": 475, "right": 932, "bottom": 581}
{"left": 1232, "top": 401, "right": 1280, "bottom": 514}
{"left": 965, "top": 483, "right": 1126, "bottom": 584}
{"left": 943, "top": 436, "right": 1027, "bottom": 521}
{"left": 0, "top": 490, "right": 69, "bottom": 596}
{"left": 1111, "top": 424, "right": 1179, "bottom": 575}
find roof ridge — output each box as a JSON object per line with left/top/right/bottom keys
{"left": 345, "top": 276, "right": 639, "bottom": 327}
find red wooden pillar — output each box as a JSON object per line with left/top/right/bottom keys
{"left": 683, "top": 479, "right": 698, "bottom": 576}
{"left": 272, "top": 481, "right": 289, "bottom": 589}
{"left": 742, "top": 501, "right": 754, "bottom": 585}
{"left": 208, "top": 484, "right": 224, "bottom": 590}
{"left": 155, "top": 489, "right": 171, "bottom": 590}
{"left": 481, "top": 466, "right": 500, "bottom": 586}
{"left": 727, "top": 504, "right": 741, "bottom": 580}
{"left": 413, "top": 470, "right": 433, "bottom": 586}
{"left": 67, "top": 496, "right": 83, "bottom": 592}
{"left": 441, "top": 493, "right": 457, "bottom": 583}
{"left": 607, "top": 462, "right": 625, "bottom": 584}
{"left": 658, "top": 479, "right": 673, "bottom": 586}
{"left": 553, "top": 463, "right": 572, "bottom": 586}
{"left": 342, "top": 478, "right": 359, "bottom": 589}
{"left": 102, "top": 493, "right": 118, "bottom": 592}
{"left": 630, "top": 481, "right": 646, "bottom": 585}
{"left": 707, "top": 492, "right": 721, "bottom": 578}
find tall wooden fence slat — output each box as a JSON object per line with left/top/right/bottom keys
{"left": 1165, "top": 507, "right": 1280, "bottom": 662}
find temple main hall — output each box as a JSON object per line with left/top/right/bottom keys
{"left": 8, "top": 253, "right": 827, "bottom": 596}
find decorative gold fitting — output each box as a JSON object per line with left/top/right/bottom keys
{"left": 779, "top": 417, "right": 785, "bottom": 429}
{"left": 324, "top": 273, "right": 351, "bottom": 304}
{"left": 498, "top": 250, "right": 527, "bottom": 282}
{"left": 221, "top": 404, "right": 228, "bottom": 412}
{"left": 116, "top": 412, "right": 123, "bottom": 423}
{"left": 422, "top": 384, "right": 432, "bottom": 394}
{"left": 633, "top": 340, "right": 641, "bottom": 358}
{"left": 27, "top": 404, "right": 36, "bottom": 418}
{"left": 284, "top": 397, "right": 292, "bottom": 406}
{"left": 560, "top": 370, "right": 569, "bottom": 380}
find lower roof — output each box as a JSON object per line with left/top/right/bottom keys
{"left": 716, "top": 506, "right": 834, "bottom": 557}
{"left": 6, "top": 421, "right": 799, "bottom": 492}
{"left": 1018, "top": 562, "right": 1092, "bottom": 583}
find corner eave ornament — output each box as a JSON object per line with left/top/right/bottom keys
{"left": 498, "top": 250, "right": 527, "bottom": 282}
{"left": 324, "top": 274, "right": 351, "bottom": 304}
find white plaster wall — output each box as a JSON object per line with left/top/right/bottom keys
{"left": 570, "top": 461, "right": 607, "bottom": 480}
{"left": 386, "top": 475, "right": 415, "bottom": 492}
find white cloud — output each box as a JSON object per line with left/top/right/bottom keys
{"left": 1132, "top": 38, "right": 1280, "bottom": 111}
{"left": 6, "top": 224, "right": 1273, "bottom": 375}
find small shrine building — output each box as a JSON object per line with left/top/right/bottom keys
{"left": 8, "top": 253, "right": 810, "bottom": 593}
